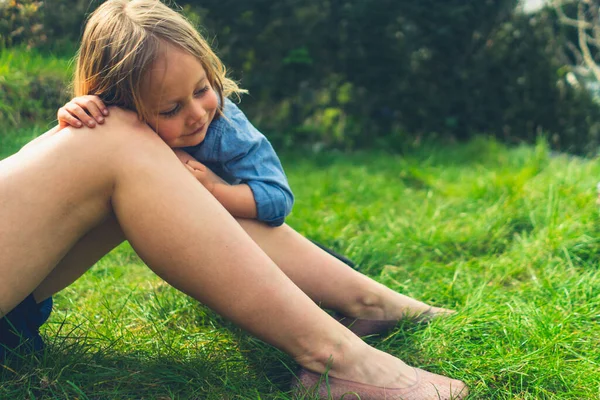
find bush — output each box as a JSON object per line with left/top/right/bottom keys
{"left": 183, "top": 0, "right": 600, "bottom": 154}
{"left": 0, "top": 0, "right": 46, "bottom": 48}
{"left": 455, "top": 8, "right": 600, "bottom": 154}
{"left": 3, "top": 1, "right": 599, "bottom": 154}
{"left": 0, "top": 0, "right": 94, "bottom": 50}
{"left": 41, "top": 0, "right": 96, "bottom": 46}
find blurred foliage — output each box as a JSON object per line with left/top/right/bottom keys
{"left": 41, "top": 0, "right": 95, "bottom": 48}
{"left": 184, "top": 0, "right": 600, "bottom": 154}
{"left": 0, "top": 48, "right": 71, "bottom": 125}
{"left": 468, "top": 8, "right": 600, "bottom": 154}
{"left": 2, "top": 0, "right": 600, "bottom": 154}
{"left": 0, "top": 0, "right": 45, "bottom": 48}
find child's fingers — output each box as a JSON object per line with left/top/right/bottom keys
{"left": 87, "top": 95, "right": 109, "bottom": 116}
{"left": 63, "top": 103, "right": 98, "bottom": 128}
{"left": 57, "top": 108, "right": 83, "bottom": 128}
{"left": 185, "top": 159, "right": 206, "bottom": 171}
{"left": 73, "top": 97, "right": 106, "bottom": 124}
{"left": 172, "top": 148, "right": 195, "bottom": 164}
{"left": 76, "top": 95, "right": 109, "bottom": 116}
{"left": 185, "top": 163, "right": 203, "bottom": 180}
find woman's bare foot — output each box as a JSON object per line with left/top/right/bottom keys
{"left": 379, "top": 293, "right": 455, "bottom": 323}
{"left": 343, "top": 281, "right": 456, "bottom": 324}
{"left": 411, "top": 305, "right": 455, "bottom": 323}
{"left": 334, "top": 305, "right": 454, "bottom": 337}
{"left": 295, "top": 339, "right": 467, "bottom": 399}
{"left": 297, "top": 339, "right": 419, "bottom": 389}
{"left": 294, "top": 367, "right": 468, "bottom": 400}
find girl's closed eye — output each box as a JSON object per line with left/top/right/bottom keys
{"left": 161, "top": 104, "right": 181, "bottom": 118}
{"left": 194, "top": 86, "right": 209, "bottom": 97}
{"left": 160, "top": 86, "right": 209, "bottom": 118}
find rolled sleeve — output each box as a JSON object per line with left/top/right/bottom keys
{"left": 247, "top": 180, "right": 294, "bottom": 226}
{"left": 215, "top": 99, "right": 294, "bottom": 226}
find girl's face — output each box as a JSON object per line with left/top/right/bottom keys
{"left": 141, "top": 44, "right": 219, "bottom": 148}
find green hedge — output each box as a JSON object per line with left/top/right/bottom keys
{"left": 0, "top": 0, "right": 45, "bottom": 48}
{"left": 186, "top": 1, "right": 600, "bottom": 154}
{"left": 2, "top": 1, "right": 600, "bottom": 154}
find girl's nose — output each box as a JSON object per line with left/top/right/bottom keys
{"left": 188, "top": 99, "right": 207, "bottom": 124}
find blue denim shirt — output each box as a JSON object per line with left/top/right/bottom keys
{"left": 183, "top": 98, "right": 294, "bottom": 226}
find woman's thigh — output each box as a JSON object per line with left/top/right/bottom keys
{"left": 34, "top": 214, "right": 364, "bottom": 312}
{"left": 33, "top": 213, "right": 125, "bottom": 302}
{"left": 0, "top": 110, "right": 151, "bottom": 315}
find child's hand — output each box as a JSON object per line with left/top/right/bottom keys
{"left": 57, "top": 95, "right": 109, "bottom": 129}
{"left": 172, "top": 149, "right": 227, "bottom": 193}
{"left": 185, "top": 159, "right": 228, "bottom": 194}
{"left": 173, "top": 149, "right": 196, "bottom": 164}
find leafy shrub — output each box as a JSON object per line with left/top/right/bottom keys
{"left": 0, "top": 0, "right": 93, "bottom": 50}
{"left": 0, "top": 0, "right": 46, "bottom": 48}
{"left": 451, "top": 8, "right": 600, "bottom": 154}
{"left": 183, "top": 0, "right": 600, "bottom": 154}
{"left": 3, "top": 1, "right": 600, "bottom": 154}
{"left": 41, "top": 0, "right": 96, "bottom": 46}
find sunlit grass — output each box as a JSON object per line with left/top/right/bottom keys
{"left": 0, "top": 47, "right": 72, "bottom": 126}
{"left": 0, "top": 46, "right": 73, "bottom": 77}
{"left": 1, "top": 131, "right": 599, "bottom": 399}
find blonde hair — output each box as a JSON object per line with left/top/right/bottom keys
{"left": 73, "top": 0, "right": 245, "bottom": 120}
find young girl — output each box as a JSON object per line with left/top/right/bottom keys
{"left": 0, "top": 0, "right": 468, "bottom": 398}
{"left": 58, "top": 95, "right": 294, "bottom": 228}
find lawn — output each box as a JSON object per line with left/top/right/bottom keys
{"left": 1, "top": 127, "right": 599, "bottom": 399}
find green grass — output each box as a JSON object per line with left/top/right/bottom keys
{"left": 0, "top": 47, "right": 73, "bottom": 77}
{"left": 0, "top": 47, "right": 72, "bottom": 126}
{"left": 1, "top": 129, "right": 600, "bottom": 399}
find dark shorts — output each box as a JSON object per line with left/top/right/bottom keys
{"left": 0, "top": 294, "right": 53, "bottom": 359}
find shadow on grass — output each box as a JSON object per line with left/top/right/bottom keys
{"left": 1, "top": 341, "right": 276, "bottom": 399}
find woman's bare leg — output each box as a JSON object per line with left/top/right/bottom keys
{"left": 0, "top": 110, "right": 423, "bottom": 389}
{"left": 237, "top": 219, "right": 453, "bottom": 321}
{"left": 32, "top": 213, "right": 449, "bottom": 322}
{"left": 32, "top": 213, "right": 124, "bottom": 302}
{"left": 33, "top": 215, "right": 450, "bottom": 324}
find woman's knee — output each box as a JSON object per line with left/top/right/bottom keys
{"left": 80, "top": 108, "right": 177, "bottom": 169}
{"left": 95, "top": 108, "right": 159, "bottom": 148}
